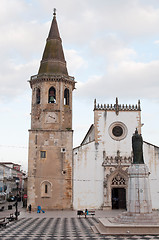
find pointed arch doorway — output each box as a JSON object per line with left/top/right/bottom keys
{"left": 103, "top": 169, "right": 128, "bottom": 210}
{"left": 111, "top": 173, "right": 126, "bottom": 209}
{"left": 112, "top": 188, "right": 126, "bottom": 209}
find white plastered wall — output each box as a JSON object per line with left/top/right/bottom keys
{"left": 95, "top": 110, "right": 141, "bottom": 156}
{"left": 73, "top": 141, "right": 104, "bottom": 210}
{"left": 143, "top": 142, "right": 159, "bottom": 209}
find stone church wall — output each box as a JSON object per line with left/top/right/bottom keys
{"left": 28, "top": 130, "right": 73, "bottom": 210}
{"left": 143, "top": 142, "right": 159, "bottom": 209}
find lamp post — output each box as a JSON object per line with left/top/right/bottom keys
{"left": 15, "top": 178, "right": 19, "bottom": 220}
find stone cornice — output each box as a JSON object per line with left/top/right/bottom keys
{"left": 29, "top": 74, "right": 76, "bottom": 88}
{"left": 28, "top": 129, "right": 73, "bottom": 132}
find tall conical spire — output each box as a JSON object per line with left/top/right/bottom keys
{"left": 47, "top": 9, "right": 60, "bottom": 40}
{"left": 38, "top": 9, "right": 68, "bottom": 75}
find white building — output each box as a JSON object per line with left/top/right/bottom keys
{"left": 0, "top": 162, "right": 25, "bottom": 203}
{"left": 73, "top": 98, "right": 159, "bottom": 210}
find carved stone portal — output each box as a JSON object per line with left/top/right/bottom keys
{"left": 102, "top": 151, "right": 130, "bottom": 210}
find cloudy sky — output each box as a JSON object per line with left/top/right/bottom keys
{"left": 0, "top": 0, "right": 159, "bottom": 171}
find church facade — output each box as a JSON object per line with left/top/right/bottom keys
{"left": 27, "top": 12, "right": 159, "bottom": 210}
{"left": 73, "top": 99, "right": 159, "bottom": 210}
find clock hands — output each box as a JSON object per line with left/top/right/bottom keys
{"left": 49, "top": 115, "right": 56, "bottom": 119}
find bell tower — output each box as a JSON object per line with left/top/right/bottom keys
{"left": 27, "top": 10, "right": 75, "bottom": 209}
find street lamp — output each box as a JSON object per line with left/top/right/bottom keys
{"left": 15, "top": 178, "right": 19, "bottom": 220}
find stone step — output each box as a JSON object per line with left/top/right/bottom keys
{"left": 91, "top": 225, "right": 99, "bottom": 234}
{"left": 95, "top": 218, "right": 159, "bottom": 235}
{"left": 114, "top": 213, "right": 159, "bottom": 225}
{"left": 94, "top": 222, "right": 108, "bottom": 235}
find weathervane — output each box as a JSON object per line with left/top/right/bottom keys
{"left": 53, "top": 8, "right": 56, "bottom": 17}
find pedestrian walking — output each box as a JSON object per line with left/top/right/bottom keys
{"left": 28, "top": 204, "right": 32, "bottom": 213}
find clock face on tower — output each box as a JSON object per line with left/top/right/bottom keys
{"left": 45, "top": 112, "right": 58, "bottom": 123}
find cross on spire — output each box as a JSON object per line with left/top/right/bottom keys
{"left": 53, "top": 8, "right": 56, "bottom": 17}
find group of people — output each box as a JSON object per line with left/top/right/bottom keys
{"left": 28, "top": 204, "right": 45, "bottom": 213}
{"left": 28, "top": 205, "right": 88, "bottom": 216}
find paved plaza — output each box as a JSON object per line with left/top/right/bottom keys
{"left": 1, "top": 207, "right": 159, "bottom": 239}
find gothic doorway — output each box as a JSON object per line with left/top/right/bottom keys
{"left": 112, "top": 188, "right": 126, "bottom": 209}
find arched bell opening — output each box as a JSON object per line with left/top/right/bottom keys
{"left": 48, "top": 87, "right": 56, "bottom": 103}
{"left": 64, "top": 88, "right": 69, "bottom": 105}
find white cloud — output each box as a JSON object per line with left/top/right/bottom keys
{"left": 90, "top": 34, "right": 137, "bottom": 63}
{"left": 154, "top": 40, "right": 159, "bottom": 44}
{"left": 0, "top": 0, "right": 49, "bottom": 101}
{"left": 54, "top": 0, "right": 159, "bottom": 45}
{"left": 77, "top": 60, "right": 159, "bottom": 99}
{"left": 0, "top": 59, "right": 38, "bottom": 101}
{"left": 65, "top": 49, "right": 87, "bottom": 75}
{"left": 0, "top": 0, "right": 26, "bottom": 23}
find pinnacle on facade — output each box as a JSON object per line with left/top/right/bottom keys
{"left": 38, "top": 9, "right": 68, "bottom": 75}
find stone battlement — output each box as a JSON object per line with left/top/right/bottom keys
{"left": 94, "top": 98, "right": 141, "bottom": 114}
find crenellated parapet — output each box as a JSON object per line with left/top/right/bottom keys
{"left": 94, "top": 97, "right": 141, "bottom": 115}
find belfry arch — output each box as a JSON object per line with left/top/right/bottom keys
{"left": 48, "top": 87, "right": 56, "bottom": 103}
{"left": 64, "top": 88, "right": 69, "bottom": 105}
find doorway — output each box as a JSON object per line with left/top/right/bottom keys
{"left": 112, "top": 188, "right": 126, "bottom": 209}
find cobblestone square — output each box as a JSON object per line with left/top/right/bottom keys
{"left": 1, "top": 211, "right": 159, "bottom": 240}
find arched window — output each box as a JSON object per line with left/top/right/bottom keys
{"left": 64, "top": 88, "right": 69, "bottom": 105}
{"left": 41, "top": 181, "right": 52, "bottom": 198}
{"left": 48, "top": 87, "right": 56, "bottom": 103}
{"left": 36, "top": 88, "right": 40, "bottom": 104}
{"left": 45, "top": 184, "right": 48, "bottom": 193}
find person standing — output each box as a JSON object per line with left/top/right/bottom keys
{"left": 85, "top": 209, "right": 88, "bottom": 218}
{"left": 28, "top": 204, "right": 32, "bottom": 213}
